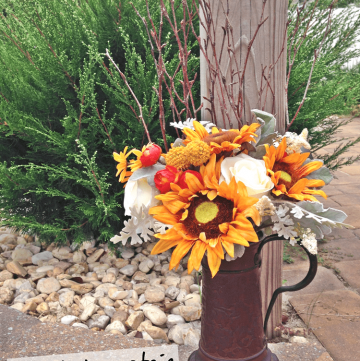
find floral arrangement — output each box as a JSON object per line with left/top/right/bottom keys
{"left": 111, "top": 110, "right": 352, "bottom": 277}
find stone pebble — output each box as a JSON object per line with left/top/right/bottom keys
{"left": 0, "top": 232, "right": 202, "bottom": 347}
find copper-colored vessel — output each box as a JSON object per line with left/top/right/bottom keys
{"left": 189, "top": 236, "right": 318, "bottom": 361}
{"left": 189, "top": 243, "right": 277, "bottom": 361}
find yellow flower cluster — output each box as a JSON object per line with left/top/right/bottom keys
{"left": 165, "top": 140, "right": 211, "bottom": 169}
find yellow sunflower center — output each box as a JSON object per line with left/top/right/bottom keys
{"left": 279, "top": 171, "right": 292, "bottom": 183}
{"left": 195, "top": 202, "right": 219, "bottom": 224}
{"left": 273, "top": 163, "right": 300, "bottom": 190}
{"left": 182, "top": 194, "right": 233, "bottom": 239}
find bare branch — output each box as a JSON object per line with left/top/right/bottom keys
{"left": 105, "top": 49, "right": 152, "bottom": 144}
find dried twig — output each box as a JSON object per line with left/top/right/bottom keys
{"left": 105, "top": 48, "right": 152, "bottom": 144}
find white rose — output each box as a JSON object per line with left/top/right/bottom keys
{"left": 124, "top": 177, "right": 160, "bottom": 216}
{"left": 220, "top": 153, "right": 274, "bottom": 198}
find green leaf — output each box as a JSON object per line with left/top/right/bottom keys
{"left": 251, "top": 109, "right": 277, "bottom": 141}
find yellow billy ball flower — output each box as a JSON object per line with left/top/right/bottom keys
{"left": 186, "top": 139, "right": 211, "bottom": 166}
{"left": 165, "top": 147, "right": 191, "bottom": 170}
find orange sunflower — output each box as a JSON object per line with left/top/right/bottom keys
{"left": 182, "top": 121, "right": 260, "bottom": 155}
{"left": 263, "top": 138, "right": 327, "bottom": 202}
{"left": 149, "top": 154, "right": 261, "bottom": 277}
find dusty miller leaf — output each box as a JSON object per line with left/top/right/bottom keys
{"left": 129, "top": 164, "right": 165, "bottom": 186}
{"left": 249, "top": 144, "right": 266, "bottom": 159}
{"left": 251, "top": 109, "right": 276, "bottom": 142}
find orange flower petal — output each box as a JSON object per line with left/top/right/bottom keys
{"left": 186, "top": 173, "right": 205, "bottom": 194}
{"left": 207, "top": 246, "right": 222, "bottom": 278}
{"left": 296, "top": 161, "right": 323, "bottom": 179}
{"left": 212, "top": 238, "right": 224, "bottom": 259}
{"left": 209, "top": 238, "right": 218, "bottom": 248}
{"left": 221, "top": 239, "right": 234, "bottom": 258}
{"left": 193, "top": 120, "right": 209, "bottom": 139}
{"left": 149, "top": 206, "right": 180, "bottom": 225}
{"left": 199, "top": 232, "right": 207, "bottom": 242}
{"left": 219, "top": 222, "right": 229, "bottom": 234}
{"left": 181, "top": 209, "right": 189, "bottom": 221}
{"left": 276, "top": 138, "right": 287, "bottom": 162}
{"left": 188, "top": 240, "right": 207, "bottom": 271}
{"left": 207, "top": 189, "right": 218, "bottom": 201}
{"left": 288, "top": 178, "right": 309, "bottom": 195}
{"left": 272, "top": 189, "right": 284, "bottom": 196}
{"left": 163, "top": 200, "right": 188, "bottom": 214}
{"left": 302, "top": 188, "right": 327, "bottom": 199}
{"left": 241, "top": 206, "right": 261, "bottom": 226}
{"left": 306, "top": 179, "right": 325, "bottom": 188}
{"left": 282, "top": 152, "right": 309, "bottom": 168}
{"left": 151, "top": 236, "right": 182, "bottom": 255}
{"left": 169, "top": 240, "right": 196, "bottom": 270}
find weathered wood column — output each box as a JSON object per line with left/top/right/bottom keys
{"left": 199, "top": 0, "right": 288, "bottom": 338}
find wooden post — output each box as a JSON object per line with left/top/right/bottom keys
{"left": 199, "top": 0, "right": 287, "bottom": 339}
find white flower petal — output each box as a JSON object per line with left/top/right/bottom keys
{"left": 220, "top": 153, "right": 274, "bottom": 198}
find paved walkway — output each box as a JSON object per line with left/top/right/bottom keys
{"left": 282, "top": 116, "right": 360, "bottom": 361}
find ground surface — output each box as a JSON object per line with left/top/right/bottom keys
{"left": 281, "top": 116, "right": 360, "bottom": 361}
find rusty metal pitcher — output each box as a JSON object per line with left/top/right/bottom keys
{"left": 188, "top": 234, "right": 318, "bottom": 361}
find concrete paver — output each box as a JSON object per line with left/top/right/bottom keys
{"left": 319, "top": 238, "right": 360, "bottom": 262}
{"left": 331, "top": 194, "right": 360, "bottom": 207}
{"left": 315, "top": 353, "right": 334, "bottom": 361}
{"left": 268, "top": 340, "right": 327, "bottom": 361}
{"left": 290, "top": 290, "right": 360, "bottom": 361}
{"left": 333, "top": 205, "right": 360, "bottom": 228}
{"left": 283, "top": 117, "right": 360, "bottom": 361}
{"left": 283, "top": 265, "right": 346, "bottom": 297}
{"left": 335, "top": 260, "right": 360, "bottom": 292}
{"left": 0, "top": 305, "right": 154, "bottom": 361}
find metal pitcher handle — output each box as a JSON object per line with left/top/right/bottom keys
{"left": 254, "top": 234, "right": 318, "bottom": 333}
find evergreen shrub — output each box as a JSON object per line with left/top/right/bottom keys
{"left": 0, "top": 0, "right": 199, "bottom": 246}
{"left": 287, "top": 0, "right": 360, "bottom": 168}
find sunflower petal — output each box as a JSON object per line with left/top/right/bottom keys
{"left": 306, "top": 179, "right": 325, "bottom": 188}
{"left": 207, "top": 246, "right": 222, "bottom": 278}
{"left": 199, "top": 232, "right": 207, "bottom": 242}
{"left": 213, "top": 238, "right": 224, "bottom": 259}
{"left": 193, "top": 120, "right": 209, "bottom": 139}
{"left": 149, "top": 206, "right": 180, "bottom": 225}
{"left": 186, "top": 173, "right": 205, "bottom": 194}
{"left": 224, "top": 225, "right": 250, "bottom": 246}
{"left": 219, "top": 222, "right": 229, "bottom": 234}
{"left": 207, "top": 189, "right": 218, "bottom": 201}
{"left": 188, "top": 241, "right": 207, "bottom": 271}
{"left": 169, "top": 240, "right": 196, "bottom": 270}
{"left": 163, "top": 200, "right": 188, "bottom": 214}
{"left": 181, "top": 209, "right": 189, "bottom": 221}
{"left": 151, "top": 234, "right": 182, "bottom": 255}
{"left": 276, "top": 138, "right": 287, "bottom": 161}
{"left": 302, "top": 188, "right": 327, "bottom": 199}
{"left": 241, "top": 206, "right": 261, "bottom": 226}
{"left": 296, "top": 161, "right": 323, "bottom": 179}
{"left": 221, "top": 239, "right": 234, "bottom": 258}
{"left": 282, "top": 152, "right": 309, "bottom": 168}
{"left": 288, "top": 178, "right": 308, "bottom": 195}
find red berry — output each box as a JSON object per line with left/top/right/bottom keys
{"left": 154, "top": 166, "right": 180, "bottom": 193}
{"left": 140, "top": 144, "right": 162, "bottom": 167}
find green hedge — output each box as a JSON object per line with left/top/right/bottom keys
{"left": 0, "top": 0, "right": 200, "bottom": 245}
